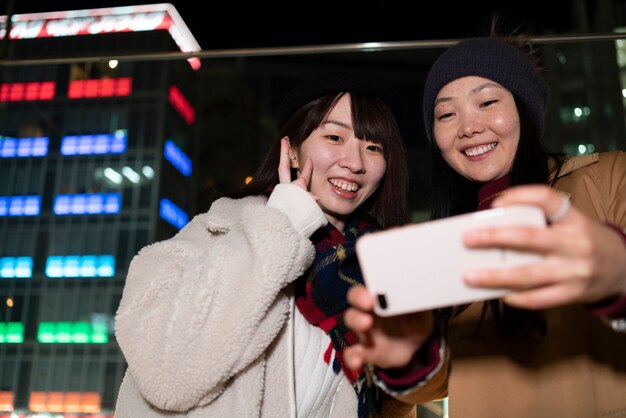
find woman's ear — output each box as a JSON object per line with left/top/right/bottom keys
{"left": 287, "top": 140, "right": 300, "bottom": 169}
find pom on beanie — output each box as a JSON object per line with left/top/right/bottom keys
{"left": 422, "top": 37, "right": 550, "bottom": 142}
{"left": 277, "top": 70, "right": 403, "bottom": 128}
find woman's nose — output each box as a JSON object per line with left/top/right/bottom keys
{"left": 458, "top": 115, "right": 484, "bottom": 138}
{"left": 339, "top": 147, "right": 365, "bottom": 173}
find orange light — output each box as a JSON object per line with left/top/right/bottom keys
{"left": 29, "top": 391, "right": 101, "bottom": 413}
{"left": 0, "top": 391, "right": 13, "bottom": 411}
{"left": 245, "top": 176, "right": 253, "bottom": 185}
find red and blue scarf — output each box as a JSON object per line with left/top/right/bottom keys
{"left": 295, "top": 215, "right": 382, "bottom": 417}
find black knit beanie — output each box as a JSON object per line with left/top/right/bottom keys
{"left": 277, "top": 70, "right": 403, "bottom": 128}
{"left": 422, "top": 37, "right": 550, "bottom": 142}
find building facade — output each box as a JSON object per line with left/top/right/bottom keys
{"left": 0, "top": 4, "right": 200, "bottom": 415}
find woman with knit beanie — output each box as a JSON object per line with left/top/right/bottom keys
{"left": 114, "top": 70, "right": 442, "bottom": 417}
{"left": 344, "top": 30, "right": 626, "bottom": 417}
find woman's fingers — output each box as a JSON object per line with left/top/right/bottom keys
{"left": 491, "top": 184, "right": 574, "bottom": 225}
{"left": 277, "top": 137, "right": 292, "bottom": 183}
{"left": 294, "top": 156, "right": 313, "bottom": 189}
{"left": 347, "top": 285, "right": 375, "bottom": 311}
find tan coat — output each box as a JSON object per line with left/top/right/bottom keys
{"left": 400, "top": 151, "right": 626, "bottom": 417}
{"left": 448, "top": 151, "right": 626, "bottom": 418}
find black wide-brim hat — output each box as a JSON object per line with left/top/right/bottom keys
{"left": 277, "top": 70, "right": 405, "bottom": 128}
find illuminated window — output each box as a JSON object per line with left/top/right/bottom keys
{"left": 160, "top": 198, "right": 188, "bottom": 230}
{"left": 0, "top": 322, "right": 23, "bottom": 343}
{"left": 68, "top": 77, "right": 132, "bottom": 98}
{"left": 0, "top": 81, "right": 56, "bottom": 101}
{"left": 37, "top": 322, "right": 108, "bottom": 344}
{"left": 169, "top": 85, "right": 195, "bottom": 124}
{"left": 0, "top": 256, "right": 33, "bottom": 278}
{"left": 45, "top": 255, "right": 115, "bottom": 278}
{"left": 164, "top": 140, "right": 192, "bottom": 177}
{"left": 29, "top": 391, "right": 102, "bottom": 413}
{"left": 54, "top": 193, "right": 121, "bottom": 215}
{"left": 60, "top": 131, "right": 127, "bottom": 155}
{"left": 0, "top": 391, "right": 14, "bottom": 411}
{"left": 0, "top": 195, "right": 41, "bottom": 216}
{"left": 0, "top": 136, "right": 49, "bottom": 158}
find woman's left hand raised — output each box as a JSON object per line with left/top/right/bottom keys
{"left": 462, "top": 184, "right": 626, "bottom": 309}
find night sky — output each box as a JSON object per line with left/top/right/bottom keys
{"left": 3, "top": 0, "right": 581, "bottom": 50}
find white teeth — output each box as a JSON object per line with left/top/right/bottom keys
{"left": 329, "top": 178, "right": 359, "bottom": 192}
{"left": 465, "top": 142, "right": 497, "bottom": 156}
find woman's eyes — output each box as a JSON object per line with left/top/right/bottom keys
{"left": 436, "top": 99, "right": 499, "bottom": 120}
{"left": 366, "top": 144, "right": 384, "bottom": 153}
{"left": 323, "top": 134, "right": 382, "bottom": 153}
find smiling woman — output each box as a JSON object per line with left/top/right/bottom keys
{"left": 343, "top": 27, "right": 626, "bottom": 418}
{"left": 113, "top": 70, "right": 441, "bottom": 417}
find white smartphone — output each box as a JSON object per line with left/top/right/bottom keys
{"left": 355, "top": 204, "right": 546, "bottom": 316}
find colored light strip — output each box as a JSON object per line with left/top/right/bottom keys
{"left": 1, "top": 4, "right": 201, "bottom": 69}
{"left": 53, "top": 193, "right": 121, "bottom": 215}
{"left": 0, "top": 390, "right": 13, "bottom": 411}
{"left": 159, "top": 198, "right": 188, "bottom": 230}
{"left": 0, "top": 195, "right": 41, "bottom": 216}
{"left": 0, "top": 81, "right": 56, "bottom": 101}
{"left": 0, "top": 136, "right": 49, "bottom": 157}
{"left": 0, "top": 322, "right": 24, "bottom": 343}
{"left": 37, "top": 322, "right": 108, "bottom": 344}
{"left": 60, "top": 131, "right": 127, "bottom": 155}
{"left": 45, "top": 255, "right": 115, "bottom": 278}
{"left": 164, "top": 140, "right": 192, "bottom": 177}
{"left": 29, "top": 391, "right": 102, "bottom": 413}
{"left": 0, "top": 256, "right": 33, "bottom": 278}
{"left": 168, "top": 85, "right": 195, "bottom": 125}
{"left": 68, "top": 77, "right": 132, "bottom": 98}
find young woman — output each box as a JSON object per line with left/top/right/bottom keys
{"left": 114, "top": 71, "right": 435, "bottom": 417}
{"left": 344, "top": 32, "right": 626, "bottom": 417}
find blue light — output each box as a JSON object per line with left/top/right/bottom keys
{"left": 45, "top": 255, "right": 116, "bottom": 278}
{"left": 164, "top": 140, "right": 192, "bottom": 177}
{"left": 97, "top": 255, "right": 115, "bottom": 277}
{"left": 159, "top": 198, "right": 188, "bottom": 230}
{"left": 0, "top": 195, "right": 41, "bottom": 216}
{"left": 53, "top": 193, "right": 121, "bottom": 215}
{"left": 0, "top": 136, "right": 49, "bottom": 158}
{"left": 0, "top": 256, "right": 33, "bottom": 278}
{"left": 61, "top": 132, "right": 127, "bottom": 156}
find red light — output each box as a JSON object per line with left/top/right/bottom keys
{"left": 67, "top": 77, "right": 133, "bottom": 99}
{"left": 0, "top": 82, "right": 56, "bottom": 101}
{"left": 168, "top": 85, "right": 195, "bottom": 125}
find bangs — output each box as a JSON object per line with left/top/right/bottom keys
{"left": 349, "top": 92, "right": 397, "bottom": 149}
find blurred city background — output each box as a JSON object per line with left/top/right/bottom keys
{"left": 0, "top": 1, "right": 625, "bottom": 417}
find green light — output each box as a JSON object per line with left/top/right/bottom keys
{"left": 37, "top": 321, "right": 109, "bottom": 344}
{"left": 0, "top": 322, "right": 24, "bottom": 343}
{"left": 37, "top": 322, "right": 56, "bottom": 343}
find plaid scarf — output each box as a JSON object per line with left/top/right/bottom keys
{"left": 295, "top": 215, "right": 382, "bottom": 417}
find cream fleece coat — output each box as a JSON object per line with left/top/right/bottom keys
{"left": 115, "top": 184, "right": 329, "bottom": 417}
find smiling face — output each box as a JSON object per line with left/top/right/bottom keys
{"left": 433, "top": 76, "right": 521, "bottom": 183}
{"left": 290, "top": 94, "right": 387, "bottom": 232}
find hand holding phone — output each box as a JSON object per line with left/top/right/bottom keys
{"left": 356, "top": 205, "right": 546, "bottom": 316}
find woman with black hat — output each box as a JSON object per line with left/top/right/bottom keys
{"left": 114, "top": 70, "right": 441, "bottom": 417}
{"left": 344, "top": 29, "right": 626, "bottom": 417}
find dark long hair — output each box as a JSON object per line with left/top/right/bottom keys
{"left": 229, "top": 91, "right": 409, "bottom": 228}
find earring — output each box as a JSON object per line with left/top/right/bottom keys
{"left": 290, "top": 155, "right": 296, "bottom": 160}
